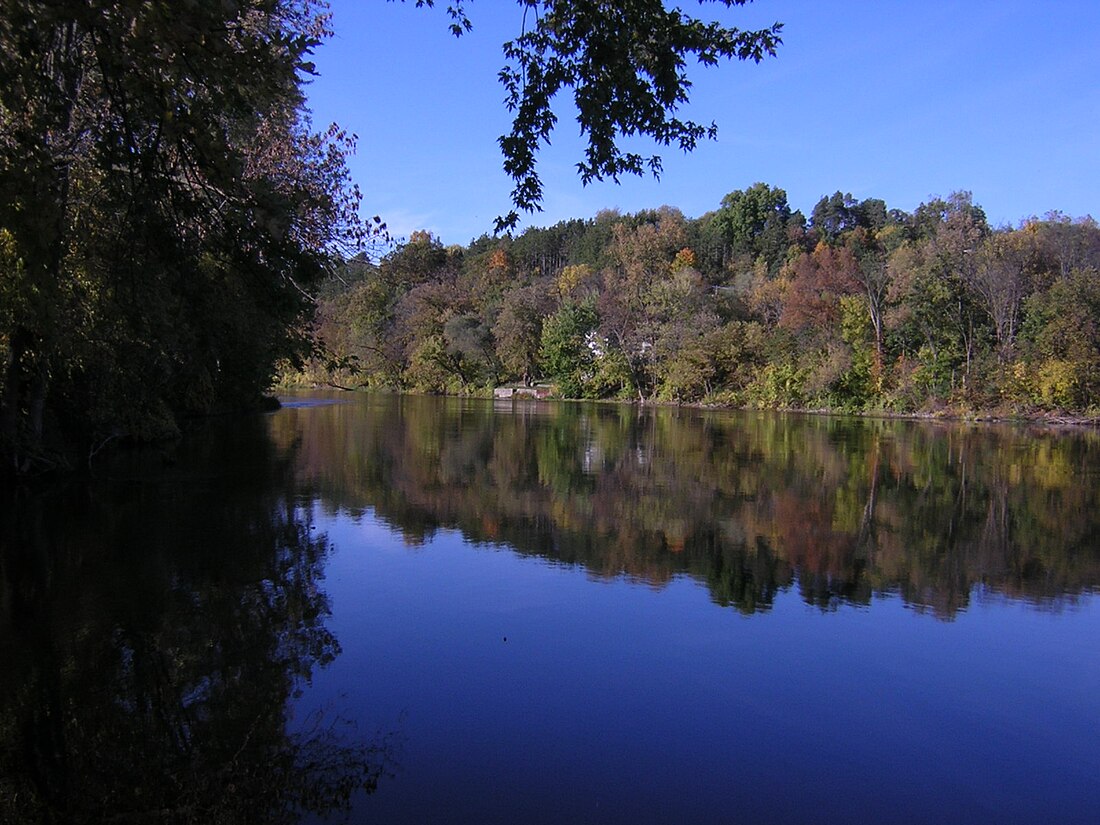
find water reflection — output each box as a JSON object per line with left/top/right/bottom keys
{"left": 0, "top": 418, "right": 394, "bottom": 824}
{"left": 271, "top": 394, "right": 1100, "bottom": 617}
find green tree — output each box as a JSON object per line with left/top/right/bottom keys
{"left": 885, "top": 193, "right": 990, "bottom": 399}
{"left": 311, "top": 261, "right": 405, "bottom": 389}
{"left": 711, "top": 182, "right": 797, "bottom": 273}
{"left": 444, "top": 313, "right": 497, "bottom": 386}
{"left": 494, "top": 283, "right": 553, "bottom": 384}
{"left": 811, "top": 191, "right": 859, "bottom": 242}
{"left": 1018, "top": 268, "right": 1100, "bottom": 408}
{"left": 392, "top": 279, "right": 466, "bottom": 383}
{"left": 540, "top": 298, "right": 599, "bottom": 397}
{"left": 380, "top": 230, "right": 453, "bottom": 289}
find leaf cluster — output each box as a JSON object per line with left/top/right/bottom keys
{"left": 409, "top": 1, "right": 782, "bottom": 230}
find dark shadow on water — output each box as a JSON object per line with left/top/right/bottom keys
{"left": 0, "top": 415, "right": 398, "bottom": 824}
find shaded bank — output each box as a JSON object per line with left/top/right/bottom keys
{"left": 0, "top": 415, "right": 393, "bottom": 824}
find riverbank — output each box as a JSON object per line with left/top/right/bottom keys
{"left": 276, "top": 379, "right": 1100, "bottom": 429}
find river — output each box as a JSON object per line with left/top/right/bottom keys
{"left": 2, "top": 392, "right": 1098, "bottom": 823}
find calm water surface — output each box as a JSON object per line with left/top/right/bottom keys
{"left": 2, "top": 392, "right": 1099, "bottom": 824}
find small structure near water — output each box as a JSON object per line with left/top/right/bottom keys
{"left": 493, "top": 385, "right": 553, "bottom": 400}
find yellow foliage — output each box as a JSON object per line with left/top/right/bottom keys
{"left": 488, "top": 248, "right": 511, "bottom": 273}
{"left": 1035, "top": 358, "right": 1078, "bottom": 409}
{"left": 670, "top": 247, "right": 696, "bottom": 273}
{"left": 747, "top": 269, "right": 789, "bottom": 327}
{"left": 0, "top": 227, "right": 17, "bottom": 259}
{"left": 557, "top": 263, "right": 592, "bottom": 297}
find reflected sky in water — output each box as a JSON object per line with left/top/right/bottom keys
{"left": 307, "top": 511, "right": 1098, "bottom": 824}
{"left": 282, "top": 394, "right": 1100, "bottom": 824}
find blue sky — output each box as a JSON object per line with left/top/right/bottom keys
{"left": 305, "top": 1, "right": 1100, "bottom": 245}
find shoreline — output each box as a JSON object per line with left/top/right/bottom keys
{"left": 277, "top": 383, "right": 1100, "bottom": 429}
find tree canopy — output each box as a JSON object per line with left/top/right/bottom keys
{"left": 0, "top": 0, "right": 374, "bottom": 472}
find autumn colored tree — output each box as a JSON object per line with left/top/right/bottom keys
{"left": 556, "top": 264, "right": 597, "bottom": 298}
{"left": 774, "top": 242, "right": 863, "bottom": 403}
{"left": 779, "top": 243, "right": 860, "bottom": 341}
{"left": 598, "top": 209, "right": 690, "bottom": 397}
{"left": 303, "top": 189, "right": 1100, "bottom": 415}
{"left": 649, "top": 265, "right": 719, "bottom": 398}
{"left": 1028, "top": 213, "right": 1100, "bottom": 279}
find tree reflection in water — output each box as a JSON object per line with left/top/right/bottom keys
{"left": 272, "top": 394, "right": 1100, "bottom": 618}
{"left": 0, "top": 417, "right": 396, "bottom": 824}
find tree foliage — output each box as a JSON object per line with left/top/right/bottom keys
{"left": 303, "top": 189, "right": 1100, "bottom": 418}
{"left": 539, "top": 297, "right": 599, "bottom": 398}
{"left": 411, "top": 1, "right": 783, "bottom": 229}
{"left": 0, "top": 0, "right": 371, "bottom": 472}
{"left": 711, "top": 182, "right": 798, "bottom": 271}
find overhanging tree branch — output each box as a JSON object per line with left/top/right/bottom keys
{"left": 405, "top": 1, "right": 782, "bottom": 231}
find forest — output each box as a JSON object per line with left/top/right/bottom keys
{"left": 0, "top": 0, "right": 782, "bottom": 473}
{"left": 295, "top": 186, "right": 1100, "bottom": 416}
{"left": 0, "top": 0, "right": 380, "bottom": 473}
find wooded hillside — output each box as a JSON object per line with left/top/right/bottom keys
{"left": 300, "top": 187, "right": 1100, "bottom": 415}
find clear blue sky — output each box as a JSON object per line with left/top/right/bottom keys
{"left": 305, "top": 1, "right": 1100, "bottom": 245}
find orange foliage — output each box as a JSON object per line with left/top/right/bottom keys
{"left": 779, "top": 242, "right": 860, "bottom": 334}
{"left": 671, "top": 247, "right": 697, "bottom": 273}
